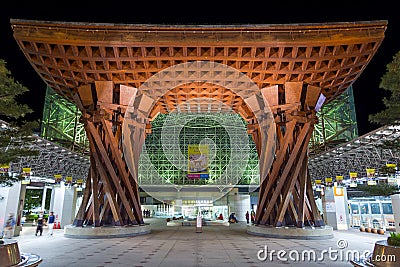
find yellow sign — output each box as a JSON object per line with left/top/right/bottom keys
{"left": 0, "top": 164, "right": 9, "bottom": 174}
{"left": 386, "top": 163, "right": 396, "bottom": 168}
{"left": 366, "top": 168, "right": 375, "bottom": 178}
{"left": 315, "top": 180, "right": 322, "bottom": 184}
{"left": 349, "top": 172, "right": 357, "bottom": 178}
{"left": 22, "top": 167, "right": 31, "bottom": 176}
{"left": 325, "top": 178, "right": 333, "bottom": 183}
{"left": 65, "top": 176, "right": 73, "bottom": 184}
{"left": 54, "top": 174, "right": 62, "bottom": 184}
{"left": 21, "top": 167, "right": 31, "bottom": 184}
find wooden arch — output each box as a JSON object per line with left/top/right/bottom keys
{"left": 10, "top": 19, "right": 387, "bottom": 228}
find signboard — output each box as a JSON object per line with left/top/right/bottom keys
{"left": 325, "top": 177, "right": 333, "bottom": 187}
{"left": 333, "top": 186, "right": 344, "bottom": 196}
{"left": 187, "top": 144, "right": 209, "bottom": 179}
{"left": 366, "top": 168, "right": 375, "bottom": 178}
{"left": 54, "top": 174, "right": 62, "bottom": 185}
{"left": 366, "top": 168, "right": 376, "bottom": 186}
{"left": 349, "top": 172, "right": 357, "bottom": 179}
{"left": 22, "top": 167, "right": 31, "bottom": 184}
{"left": 315, "top": 179, "right": 322, "bottom": 191}
{"left": 349, "top": 172, "right": 357, "bottom": 188}
{"left": 65, "top": 176, "right": 73, "bottom": 186}
{"left": 336, "top": 175, "right": 344, "bottom": 186}
{"left": 386, "top": 163, "right": 396, "bottom": 168}
{"left": 0, "top": 164, "right": 9, "bottom": 174}
{"left": 76, "top": 179, "right": 84, "bottom": 191}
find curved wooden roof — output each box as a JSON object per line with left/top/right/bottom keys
{"left": 10, "top": 19, "right": 387, "bottom": 116}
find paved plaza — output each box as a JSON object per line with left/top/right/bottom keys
{"left": 10, "top": 218, "right": 390, "bottom": 267}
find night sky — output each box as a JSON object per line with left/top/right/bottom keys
{"left": 1, "top": 1, "right": 399, "bottom": 136}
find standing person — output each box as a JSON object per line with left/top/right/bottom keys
{"left": 245, "top": 211, "right": 250, "bottom": 224}
{"left": 47, "top": 211, "right": 55, "bottom": 236}
{"left": 35, "top": 211, "right": 45, "bottom": 236}
{"left": 250, "top": 210, "right": 255, "bottom": 224}
{"left": 4, "top": 213, "right": 16, "bottom": 238}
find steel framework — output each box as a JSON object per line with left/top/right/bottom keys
{"left": 309, "top": 124, "right": 400, "bottom": 180}
{"left": 310, "top": 86, "right": 358, "bottom": 153}
{"left": 41, "top": 86, "right": 89, "bottom": 154}
{"left": 139, "top": 112, "right": 259, "bottom": 187}
{"left": 9, "top": 133, "right": 89, "bottom": 181}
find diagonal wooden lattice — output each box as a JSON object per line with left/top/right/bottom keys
{"left": 10, "top": 20, "right": 386, "bottom": 228}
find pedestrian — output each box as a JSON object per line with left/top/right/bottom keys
{"left": 250, "top": 210, "right": 255, "bottom": 224}
{"left": 245, "top": 211, "right": 250, "bottom": 224}
{"left": 35, "top": 211, "right": 45, "bottom": 236}
{"left": 4, "top": 213, "right": 16, "bottom": 238}
{"left": 229, "top": 212, "right": 237, "bottom": 223}
{"left": 47, "top": 211, "right": 55, "bottom": 236}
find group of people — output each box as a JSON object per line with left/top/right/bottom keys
{"left": 245, "top": 210, "right": 256, "bottom": 224}
{"left": 35, "top": 211, "right": 55, "bottom": 236}
{"left": 214, "top": 210, "right": 256, "bottom": 224}
{"left": 2, "top": 210, "right": 56, "bottom": 239}
{"left": 143, "top": 209, "right": 153, "bottom": 218}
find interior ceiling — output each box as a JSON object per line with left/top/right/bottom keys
{"left": 11, "top": 19, "right": 387, "bottom": 123}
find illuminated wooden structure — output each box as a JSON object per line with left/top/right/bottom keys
{"left": 11, "top": 19, "right": 386, "bottom": 229}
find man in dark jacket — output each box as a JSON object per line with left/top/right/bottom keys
{"left": 35, "top": 211, "right": 45, "bottom": 236}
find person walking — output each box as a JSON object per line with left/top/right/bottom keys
{"left": 250, "top": 210, "right": 256, "bottom": 224}
{"left": 245, "top": 211, "right": 250, "bottom": 224}
{"left": 35, "top": 211, "right": 45, "bottom": 236}
{"left": 47, "top": 211, "right": 55, "bottom": 236}
{"left": 4, "top": 213, "right": 16, "bottom": 238}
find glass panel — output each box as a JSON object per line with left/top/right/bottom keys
{"left": 370, "top": 203, "right": 381, "bottom": 214}
{"left": 360, "top": 203, "right": 369, "bottom": 214}
{"left": 382, "top": 203, "right": 393, "bottom": 214}
{"left": 350, "top": 204, "right": 359, "bottom": 214}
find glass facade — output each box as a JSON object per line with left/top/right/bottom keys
{"left": 310, "top": 86, "right": 358, "bottom": 154}
{"left": 41, "top": 87, "right": 89, "bottom": 155}
{"left": 139, "top": 112, "right": 259, "bottom": 186}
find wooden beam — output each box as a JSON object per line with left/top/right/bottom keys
{"left": 89, "top": 137, "right": 123, "bottom": 225}
{"left": 255, "top": 119, "right": 296, "bottom": 223}
{"left": 102, "top": 119, "right": 144, "bottom": 224}
{"left": 87, "top": 121, "right": 137, "bottom": 224}
{"left": 259, "top": 121, "right": 311, "bottom": 224}
{"left": 274, "top": 125, "right": 312, "bottom": 226}
{"left": 73, "top": 168, "right": 92, "bottom": 226}
{"left": 90, "top": 156, "right": 101, "bottom": 227}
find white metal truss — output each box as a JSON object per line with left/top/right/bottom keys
{"left": 9, "top": 134, "right": 90, "bottom": 181}
{"left": 309, "top": 124, "right": 400, "bottom": 179}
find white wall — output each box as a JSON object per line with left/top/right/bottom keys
{"left": 50, "top": 183, "right": 77, "bottom": 228}
{"left": 228, "top": 193, "right": 250, "bottom": 222}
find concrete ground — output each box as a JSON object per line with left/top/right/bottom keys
{"left": 10, "top": 218, "right": 391, "bottom": 267}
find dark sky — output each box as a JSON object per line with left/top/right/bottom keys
{"left": 1, "top": 1, "right": 399, "bottom": 136}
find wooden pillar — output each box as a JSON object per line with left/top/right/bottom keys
{"left": 255, "top": 82, "right": 324, "bottom": 227}
{"left": 71, "top": 82, "right": 144, "bottom": 227}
